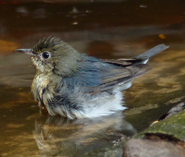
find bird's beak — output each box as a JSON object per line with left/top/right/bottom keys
{"left": 15, "top": 49, "right": 35, "bottom": 56}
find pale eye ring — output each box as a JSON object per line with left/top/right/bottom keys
{"left": 42, "top": 52, "right": 50, "bottom": 59}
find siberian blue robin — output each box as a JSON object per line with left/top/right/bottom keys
{"left": 16, "top": 37, "right": 168, "bottom": 119}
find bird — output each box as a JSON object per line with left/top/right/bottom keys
{"left": 15, "top": 37, "right": 169, "bottom": 119}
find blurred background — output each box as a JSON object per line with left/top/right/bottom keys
{"left": 0, "top": 0, "right": 185, "bottom": 156}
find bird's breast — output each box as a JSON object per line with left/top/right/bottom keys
{"left": 31, "top": 73, "right": 53, "bottom": 102}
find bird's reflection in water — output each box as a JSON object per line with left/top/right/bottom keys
{"left": 33, "top": 112, "right": 136, "bottom": 156}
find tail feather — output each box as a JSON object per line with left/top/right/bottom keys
{"left": 134, "top": 44, "right": 169, "bottom": 59}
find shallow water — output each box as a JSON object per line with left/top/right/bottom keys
{"left": 0, "top": 0, "right": 185, "bottom": 156}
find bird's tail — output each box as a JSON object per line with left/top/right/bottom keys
{"left": 134, "top": 44, "right": 169, "bottom": 59}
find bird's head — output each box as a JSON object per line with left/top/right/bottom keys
{"left": 16, "top": 37, "right": 82, "bottom": 76}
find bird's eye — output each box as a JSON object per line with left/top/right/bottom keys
{"left": 42, "top": 52, "right": 50, "bottom": 59}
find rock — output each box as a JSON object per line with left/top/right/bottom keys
{"left": 123, "top": 138, "right": 185, "bottom": 157}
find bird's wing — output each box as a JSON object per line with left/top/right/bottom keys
{"left": 62, "top": 56, "right": 148, "bottom": 94}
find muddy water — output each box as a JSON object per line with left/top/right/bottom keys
{"left": 0, "top": 0, "right": 185, "bottom": 156}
